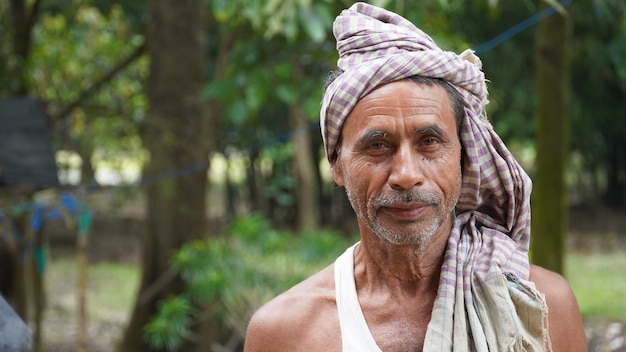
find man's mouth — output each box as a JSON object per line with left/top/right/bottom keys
{"left": 382, "top": 202, "right": 430, "bottom": 221}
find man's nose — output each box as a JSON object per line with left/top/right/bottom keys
{"left": 388, "top": 144, "right": 424, "bottom": 191}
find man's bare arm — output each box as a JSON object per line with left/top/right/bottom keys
{"left": 244, "top": 305, "right": 287, "bottom": 352}
{"left": 529, "top": 264, "right": 587, "bottom": 352}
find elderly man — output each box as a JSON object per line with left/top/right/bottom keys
{"left": 244, "top": 3, "right": 586, "bottom": 351}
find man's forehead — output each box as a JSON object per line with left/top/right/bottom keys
{"left": 343, "top": 81, "right": 455, "bottom": 130}
{"left": 355, "top": 80, "right": 449, "bottom": 107}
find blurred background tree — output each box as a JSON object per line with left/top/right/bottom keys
{"left": 1, "top": 0, "right": 625, "bottom": 351}
{"left": 116, "top": 0, "right": 211, "bottom": 351}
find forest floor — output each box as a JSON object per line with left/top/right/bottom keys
{"left": 38, "top": 204, "right": 626, "bottom": 352}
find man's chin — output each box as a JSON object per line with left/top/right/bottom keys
{"left": 371, "top": 226, "right": 438, "bottom": 246}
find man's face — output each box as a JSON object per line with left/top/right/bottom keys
{"left": 331, "top": 80, "right": 462, "bottom": 246}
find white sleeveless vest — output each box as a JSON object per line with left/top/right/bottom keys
{"left": 334, "top": 243, "right": 382, "bottom": 351}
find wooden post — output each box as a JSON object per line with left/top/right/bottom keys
{"left": 76, "top": 203, "right": 91, "bottom": 352}
{"left": 31, "top": 206, "right": 47, "bottom": 352}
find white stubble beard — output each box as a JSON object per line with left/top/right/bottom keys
{"left": 344, "top": 172, "right": 462, "bottom": 246}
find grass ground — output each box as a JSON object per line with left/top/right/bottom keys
{"left": 43, "top": 259, "right": 139, "bottom": 352}
{"left": 47, "top": 259, "right": 139, "bottom": 323}
{"left": 47, "top": 249, "right": 626, "bottom": 321}
{"left": 567, "top": 251, "right": 626, "bottom": 322}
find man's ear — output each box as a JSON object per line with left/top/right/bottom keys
{"left": 330, "top": 160, "right": 345, "bottom": 186}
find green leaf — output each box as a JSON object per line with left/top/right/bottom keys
{"left": 245, "top": 83, "right": 266, "bottom": 111}
{"left": 370, "top": 0, "right": 392, "bottom": 8}
{"left": 273, "top": 62, "right": 292, "bottom": 79}
{"left": 144, "top": 296, "right": 192, "bottom": 351}
{"left": 212, "top": 0, "right": 230, "bottom": 22}
{"left": 303, "top": 93, "right": 322, "bottom": 119}
{"left": 299, "top": 6, "right": 326, "bottom": 43}
{"left": 276, "top": 84, "right": 297, "bottom": 104}
{"left": 608, "top": 40, "right": 626, "bottom": 82}
{"left": 201, "top": 79, "right": 236, "bottom": 100}
{"left": 540, "top": 0, "right": 567, "bottom": 16}
{"left": 228, "top": 100, "right": 249, "bottom": 125}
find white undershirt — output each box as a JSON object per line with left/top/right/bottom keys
{"left": 334, "top": 243, "right": 382, "bottom": 351}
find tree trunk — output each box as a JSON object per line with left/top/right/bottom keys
{"left": 605, "top": 136, "right": 626, "bottom": 207}
{"left": 118, "top": 0, "right": 209, "bottom": 351}
{"left": 8, "top": 0, "right": 41, "bottom": 95}
{"left": 226, "top": 156, "right": 238, "bottom": 219}
{"left": 290, "top": 103, "right": 319, "bottom": 231}
{"left": 530, "top": 3, "right": 572, "bottom": 274}
{"left": 78, "top": 146, "right": 97, "bottom": 186}
{"left": 246, "top": 152, "right": 261, "bottom": 211}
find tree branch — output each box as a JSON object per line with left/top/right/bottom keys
{"left": 51, "top": 41, "right": 147, "bottom": 121}
{"left": 136, "top": 267, "right": 178, "bottom": 306}
{"left": 24, "top": 0, "right": 43, "bottom": 46}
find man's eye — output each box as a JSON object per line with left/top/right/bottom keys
{"left": 364, "top": 141, "right": 391, "bottom": 156}
{"left": 423, "top": 137, "right": 439, "bottom": 146}
{"left": 370, "top": 142, "right": 386, "bottom": 149}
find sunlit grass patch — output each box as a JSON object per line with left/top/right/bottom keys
{"left": 566, "top": 251, "right": 626, "bottom": 323}
{"left": 47, "top": 258, "right": 139, "bottom": 323}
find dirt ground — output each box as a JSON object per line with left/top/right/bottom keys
{"left": 38, "top": 205, "right": 626, "bottom": 352}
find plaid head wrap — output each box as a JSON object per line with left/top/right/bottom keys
{"left": 321, "top": 3, "right": 550, "bottom": 351}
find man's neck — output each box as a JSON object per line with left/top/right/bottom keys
{"left": 353, "top": 223, "right": 449, "bottom": 299}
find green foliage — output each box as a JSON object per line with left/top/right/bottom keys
{"left": 26, "top": 2, "right": 148, "bottom": 179}
{"left": 4, "top": 0, "right": 624, "bottom": 201}
{"left": 144, "top": 297, "right": 194, "bottom": 351}
{"left": 144, "top": 213, "right": 356, "bottom": 351}
{"left": 0, "top": 0, "right": 149, "bottom": 185}
{"left": 569, "top": 0, "right": 626, "bottom": 204}
{"left": 200, "top": 0, "right": 344, "bottom": 158}
{"left": 260, "top": 144, "right": 296, "bottom": 208}
{"left": 212, "top": 0, "right": 334, "bottom": 42}
{"left": 298, "top": 2, "right": 333, "bottom": 43}
{"left": 447, "top": 1, "right": 538, "bottom": 144}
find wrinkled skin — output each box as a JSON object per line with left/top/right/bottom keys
{"left": 331, "top": 81, "right": 461, "bottom": 249}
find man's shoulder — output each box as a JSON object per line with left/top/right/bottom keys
{"left": 528, "top": 265, "right": 585, "bottom": 321}
{"left": 528, "top": 264, "right": 588, "bottom": 352}
{"left": 244, "top": 264, "right": 341, "bottom": 352}
{"left": 528, "top": 265, "right": 572, "bottom": 297}
{"left": 251, "top": 264, "right": 335, "bottom": 323}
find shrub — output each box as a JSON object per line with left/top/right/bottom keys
{"left": 144, "top": 212, "right": 356, "bottom": 350}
